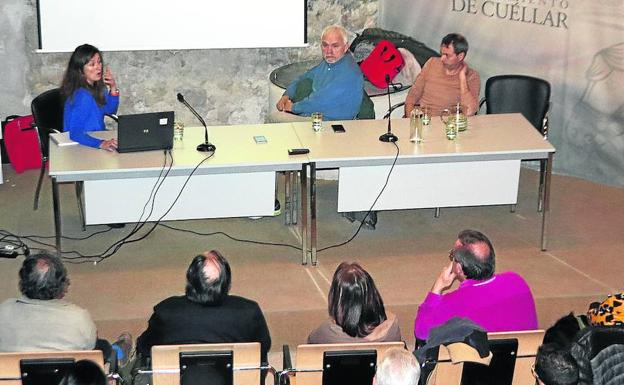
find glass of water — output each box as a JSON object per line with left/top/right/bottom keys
{"left": 174, "top": 122, "right": 184, "bottom": 141}
{"left": 311, "top": 112, "right": 323, "bottom": 132}
{"left": 421, "top": 106, "right": 431, "bottom": 126}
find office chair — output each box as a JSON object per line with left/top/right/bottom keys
{"left": 479, "top": 75, "right": 551, "bottom": 212}
{"left": 31, "top": 88, "right": 64, "bottom": 212}
{"left": 31, "top": 88, "right": 117, "bottom": 229}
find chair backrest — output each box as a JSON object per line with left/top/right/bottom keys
{"left": 0, "top": 350, "right": 104, "bottom": 385}
{"left": 484, "top": 75, "right": 550, "bottom": 135}
{"left": 294, "top": 341, "right": 406, "bottom": 385}
{"left": 31, "top": 88, "right": 64, "bottom": 157}
{"left": 150, "top": 342, "right": 261, "bottom": 385}
{"left": 356, "top": 91, "right": 375, "bottom": 120}
{"left": 427, "top": 330, "right": 544, "bottom": 385}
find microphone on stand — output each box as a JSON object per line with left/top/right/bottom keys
{"left": 379, "top": 74, "right": 398, "bottom": 143}
{"left": 176, "top": 93, "right": 216, "bottom": 152}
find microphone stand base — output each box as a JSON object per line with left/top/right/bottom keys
{"left": 197, "top": 143, "right": 216, "bottom": 152}
{"left": 379, "top": 132, "right": 399, "bottom": 143}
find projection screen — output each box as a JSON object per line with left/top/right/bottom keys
{"left": 37, "top": 0, "right": 307, "bottom": 52}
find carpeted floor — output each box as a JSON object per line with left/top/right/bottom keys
{"left": 0, "top": 164, "right": 622, "bottom": 368}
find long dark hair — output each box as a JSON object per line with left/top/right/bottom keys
{"left": 61, "top": 44, "right": 106, "bottom": 105}
{"left": 328, "top": 262, "right": 387, "bottom": 338}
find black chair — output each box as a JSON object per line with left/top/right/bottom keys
{"left": 31, "top": 88, "right": 64, "bottom": 211}
{"left": 31, "top": 88, "right": 116, "bottom": 229}
{"left": 479, "top": 75, "right": 551, "bottom": 212}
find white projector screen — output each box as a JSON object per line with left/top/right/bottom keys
{"left": 37, "top": 0, "right": 307, "bottom": 52}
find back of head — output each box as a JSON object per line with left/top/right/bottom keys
{"left": 455, "top": 229, "right": 495, "bottom": 280}
{"left": 535, "top": 343, "right": 579, "bottom": 385}
{"left": 328, "top": 262, "right": 387, "bottom": 338}
{"left": 375, "top": 348, "right": 421, "bottom": 385}
{"left": 185, "top": 250, "right": 231, "bottom": 305}
{"left": 441, "top": 33, "right": 469, "bottom": 55}
{"left": 60, "top": 360, "right": 106, "bottom": 385}
{"left": 19, "top": 251, "right": 69, "bottom": 300}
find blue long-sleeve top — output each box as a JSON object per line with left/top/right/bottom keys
{"left": 285, "top": 53, "right": 364, "bottom": 120}
{"left": 63, "top": 87, "right": 119, "bottom": 148}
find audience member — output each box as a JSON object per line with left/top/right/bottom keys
{"left": 0, "top": 252, "right": 99, "bottom": 352}
{"left": 404, "top": 33, "right": 480, "bottom": 117}
{"left": 307, "top": 262, "right": 401, "bottom": 343}
{"left": 533, "top": 343, "right": 579, "bottom": 385}
{"left": 270, "top": 25, "right": 364, "bottom": 122}
{"left": 136, "top": 250, "right": 271, "bottom": 364}
{"left": 60, "top": 360, "right": 107, "bottom": 385}
{"left": 62, "top": 44, "right": 119, "bottom": 151}
{"left": 374, "top": 348, "right": 420, "bottom": 385}
{"left": 414, "top": 229, "right": 537, "bottom": 342}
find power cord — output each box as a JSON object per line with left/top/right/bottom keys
{"left": 318, "top": 140, "right": 400, "bottom": 252}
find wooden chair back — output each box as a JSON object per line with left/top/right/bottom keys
{"left": 150, "top": 342, "right": 261, "bottom": 385}
{"left": 293, "top": 341, "right": 406, "bottom": 385}
{"left": 426, "top": 330, "right": 544, "bottom": 385}
{"left": 0, "top": 350, "right": 104, "bottom": 385}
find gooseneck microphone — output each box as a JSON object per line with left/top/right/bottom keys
{"left": 379, "top": 75, "right": 398, "bottom": 143}
{"left": 176, "top": 93, "right": 216, "bottom": 152}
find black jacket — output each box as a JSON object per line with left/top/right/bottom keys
{"left": 570, "top": 326, "right": 624, "bottom": 385}
{"left": 136, "top": 295, "right": 271, "bottom": 363}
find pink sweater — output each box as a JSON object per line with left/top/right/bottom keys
{"left": 414, "top": 272, "right": 538, "bottom": 340}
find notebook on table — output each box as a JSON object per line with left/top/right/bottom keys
{"left": 117, "top": 111, "right": 174, "bottom": 153}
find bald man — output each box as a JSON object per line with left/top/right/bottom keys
{"left": 414, "top": 229, "right": 538, "bottom": 343}
{"left": 136, "top": 251, "right": 271, "bottom": 363}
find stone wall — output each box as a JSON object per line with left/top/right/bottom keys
{"left": 0, "top": 0, "right": 377, "bottom": 125}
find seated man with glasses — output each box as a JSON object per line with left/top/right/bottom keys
{"left": 413, "top": 229, "right": 538, "bottom": 344}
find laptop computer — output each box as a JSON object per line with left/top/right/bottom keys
{"left": 117, "top": 111, "right": 174, "bottom": 153}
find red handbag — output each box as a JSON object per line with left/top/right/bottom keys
{"left": 360, "top": 40, "right": 405, "bottom": 88}
{"left": 3, "top": 115, "right": 42, "bottom": 173}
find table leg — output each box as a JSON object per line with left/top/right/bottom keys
{"left": 284, "top": 171, "right": 292, "bottom": 225}
{"left": 540, "top": 153, "right": 553, "bottom": 251}
{"left": 52, "top": 177, "right": 62, "bottom": 255}
{"left": 292, "top": 172, "right": 299, "bottom": 225}
{"left": 300, "top": 164, "right": 308, "bottom": 265}
{"left": 310, "top": 162, "right": 317, "bottom": 266}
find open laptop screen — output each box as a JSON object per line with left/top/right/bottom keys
{"left": 117, "top": 111, "right": 174, "bottom": 153}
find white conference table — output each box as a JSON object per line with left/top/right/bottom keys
{"left": 49, "top": 123, "right": 311, "bottom": 263}
{"left": 292, "top": 113, "right": 556, "bottom": 264}
{"left": 49, "top": 113, "right": 555, "bottom": 266}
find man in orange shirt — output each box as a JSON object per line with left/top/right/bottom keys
{"left": 404, "top": 33, "right": 480, "bottom": 117}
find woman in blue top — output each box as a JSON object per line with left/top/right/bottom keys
{"left": 61, "top": 44, "right": 119, "bottom": 151}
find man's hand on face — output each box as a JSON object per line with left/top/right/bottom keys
{"left": 431, "top": 261, "right": 457, "bottom": 294}
{"left": 276, "top": 95, "right": 293, "bottom": 112}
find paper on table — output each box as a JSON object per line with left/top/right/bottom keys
{"left": 50, "top": 132, "right": 78, "bottom": 146}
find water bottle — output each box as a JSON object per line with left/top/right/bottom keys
{"left": 410, "top": 105, "right": 424, "bottom": 143}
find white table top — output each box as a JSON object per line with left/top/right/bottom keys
{"left": 49, "top": 123, "right": 307, "bottom": 182}
{"left": 49, "top": 114, "right": 555, "bottom": 182}
{"left": 292, "top": 113, "right": 555, "bottom": 168}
